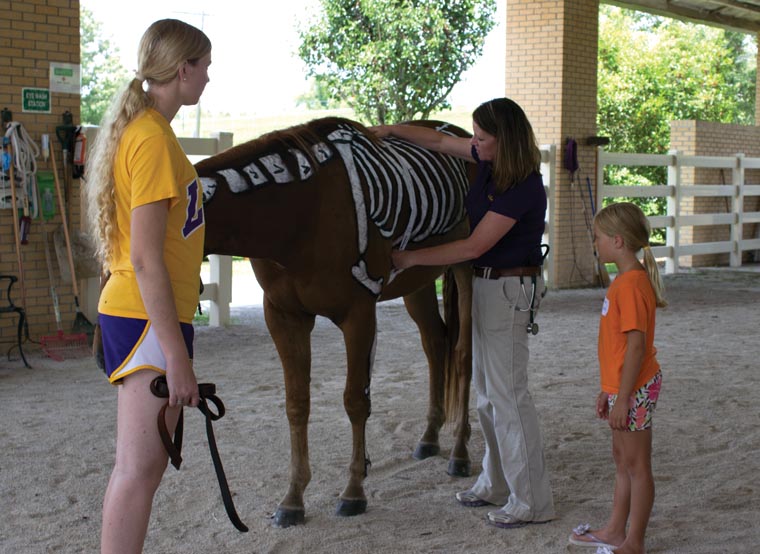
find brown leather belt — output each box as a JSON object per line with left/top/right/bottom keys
{"left": 473, "top": 266, "right": 541, "bottom": 279}
{"left": 150, "top": 376, "right": 249, "bottom": 533}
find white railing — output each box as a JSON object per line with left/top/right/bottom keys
{"left": 180, "top": 133, "right": 234, "bottom": 327}
{"left": 540, "top": 144, "right": 557, "bottom": 286}
{"left": 92, "top": 142, "right": 760, "bottom": 325}
{"left": 80, "top": 128, "right": 234, "bottom": 327}
{"left": 596, "top": 149, "right": 760, "bottom": 273}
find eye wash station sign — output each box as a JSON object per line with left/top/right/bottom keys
{"left": 21, "top": 88, "right": 51, "bottom": 113}
{"left": 20, "top": 62, "right": 80, "bottom": 113}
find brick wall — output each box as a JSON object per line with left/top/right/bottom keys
{"left": 507, "top": 0, "right": 602, "bottom": 288}
{"left": 670, "top": 120, "right": 760, "bottom": 267}
{"left": 0, "top": 0, "right": 83, "bottom": 354}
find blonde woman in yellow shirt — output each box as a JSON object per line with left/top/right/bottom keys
{"left": 84, "top": 19, "right": 211, "bottom": 554}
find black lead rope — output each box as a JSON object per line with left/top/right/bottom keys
{"left": 150, "top": 376, "right": 249, "bottom": 533}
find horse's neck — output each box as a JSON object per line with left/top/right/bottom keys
{"left": 202, "top": 180, "right": 319, "bottom": 265}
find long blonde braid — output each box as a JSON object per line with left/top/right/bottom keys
{"left": 84, "top": 78, "right": 153, "bottom": 269}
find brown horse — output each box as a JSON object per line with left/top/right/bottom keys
{"left": 196, "top": 116, "right": 474, "bottom": 527}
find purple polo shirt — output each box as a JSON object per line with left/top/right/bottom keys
{"left": 465, "top": 146, "right": 547, "bottom": 268}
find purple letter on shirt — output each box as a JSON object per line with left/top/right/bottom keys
{"left": 183, "top": 179, "right": 204, "bottom": 237}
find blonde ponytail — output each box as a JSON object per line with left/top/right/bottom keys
{"left": 84, "top": 78, "right": 153, "bottom": 269}
{"left": 641, "top": 246, "right": 667, "bottom": 307}
{"left": 595, "top": 202, "right": 667, "bottom": 308}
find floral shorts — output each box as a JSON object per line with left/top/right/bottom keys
{"left": 608, "top": 370, "right": 662, "bottom": 431}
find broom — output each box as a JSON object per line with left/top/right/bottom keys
{"left": 39, "top": 149, "right": 93, "bottom": 358}
{"left": 40, "top": 226, "right": 89, "bottom": 361}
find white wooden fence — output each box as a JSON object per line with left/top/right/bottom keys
{"left": 596, "top": 149, "right": 760, "bottom": 273}
{"left": 179, "top": 134, "right": 234, "bottom": 327}
{"left": 540, "top": 144, "right": 557, "bottom": 287}
{"left": 106, "top": 140, "right": 758, "bottom": 327}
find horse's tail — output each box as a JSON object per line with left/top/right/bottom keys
{"left": 442, "top": 266, "right": 464, "bottom": 425}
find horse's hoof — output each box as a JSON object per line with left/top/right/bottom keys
{"left": 447, "top": 458, "right": 471, "bottom": 477}
{"left": 413, "top": 442, "right": 440, "bottom": 460}
{"left": 335, "top": 498, "right": 367, "bottom": 517}
{"left": 272, "top": 507, "right": 305, "bottom": 528}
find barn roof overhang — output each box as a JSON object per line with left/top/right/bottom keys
{"left": 607, "top": 0, "right": 760, "bottom": 33}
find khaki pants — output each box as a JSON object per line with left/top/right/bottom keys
{"left": 469, "top": 275, "right": 555, "bottom": 522}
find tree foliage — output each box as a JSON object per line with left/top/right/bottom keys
{"left": 80, "top": 6, "right": 130, "bottom": 125}
{"left": 298, "top": 0, "right": 496, "bottom": 124}
{"left": 296, "top": 78, "right": 346, "bottom": 110}
{"left": 598, "top": 5, "right": 757, "bottom": 222}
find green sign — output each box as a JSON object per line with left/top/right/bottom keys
{"left": 22, "top": 88, "right": 51, "bottom": 113}
{"left": 53, "top": 67, "right": 74, "bottom": 78}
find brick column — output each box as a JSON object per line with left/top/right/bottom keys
{"left": 0, "top": 0, "right": 82, "bottom": 342}
{"left": 506, "top": 0, "right": 602, "bottom": 288}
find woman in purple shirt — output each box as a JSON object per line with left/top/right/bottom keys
{"left": 371, "top": 97, "right": 554, "bottom": 529}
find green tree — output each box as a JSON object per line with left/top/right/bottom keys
{"left": 80, "top": 6, "right": 130, "bottom": 125}
{"left": 296, "top": 78, "right": 346, "bottom": 110}
{"left": 598, "top": 5, "right": 757, "bottom": 227}
{"left": 298, "top": 0, "right": 496, "bottom": 124}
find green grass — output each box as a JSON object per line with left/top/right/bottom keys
{"left": 193, "top": 310, "right": 210, "bottom": 326}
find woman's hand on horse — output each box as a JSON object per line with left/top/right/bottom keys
{"left": 369, "top": 125, "right": 393, "bottom": 139}
{"left": 391, "top": 249, "right": 413, "bottom": 270}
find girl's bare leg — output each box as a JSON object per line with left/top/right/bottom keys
{"left": 571, "top": 431, "right": 629, "bottom": 547}
{"left": 611, "top": 428, "right": 653, "bottom": 554}
{"left": 101, "top": 370, "right": 180, "bottom": 554}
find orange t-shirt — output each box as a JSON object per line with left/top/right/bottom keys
{"left": 598, "top": 270, "right": 660, "bottom": 394}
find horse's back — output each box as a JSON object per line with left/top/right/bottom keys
{"left": 198, "top": 116, "right": 474, "bottom": 303}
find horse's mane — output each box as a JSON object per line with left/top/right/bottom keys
{"left": 194, "top": 117, "right": 379, "bottom": 179}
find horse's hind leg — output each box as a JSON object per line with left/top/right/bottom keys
{"left": 403, "top": 282, "right": 447, "bottom": 460}
{"left": 264, "top": 297, "right": 316, "bottom": 528}
{"left": 335, "top": 300, "right": 377, "bottom": 517}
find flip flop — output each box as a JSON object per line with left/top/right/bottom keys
{"left": 568, "top": 523, "right": 617, "bottom": 548}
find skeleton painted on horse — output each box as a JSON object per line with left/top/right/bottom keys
{"left": 196, "top": 116, "right": 475, "bottom": 527}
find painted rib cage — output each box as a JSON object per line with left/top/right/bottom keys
{"left": 341, "top": 124, "right": 469, "bottom": 248}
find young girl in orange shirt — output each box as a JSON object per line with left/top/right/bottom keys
{"left": 569, "top": 202, "right": 667, "bottom": 554}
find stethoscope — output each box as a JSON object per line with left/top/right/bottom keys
{"left": 518, "top": 244, "right": 550, "bottom": 335}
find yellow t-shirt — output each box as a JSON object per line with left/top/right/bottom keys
{"left": 98, "top": 108, "right": 205, "bottom": 323}
{"left": 598, "top": 270, "right": 660, "bottom": 394}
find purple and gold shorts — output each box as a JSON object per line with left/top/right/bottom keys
{"left": 608, "top": 370, "right": 662, "bottom": 431}
{"left": 99, "top": 314, "right": 194, "bottom": 385}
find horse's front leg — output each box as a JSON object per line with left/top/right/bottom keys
{"left": 335, "top": 301, "right": 377, "bottom": 517}
{"left": 447, "top": 263, "right": 473, "bottom": 477}
{"left": 402, "top": 283, "right": 446, "bottom": 460}
{"left": 263, "top": 296, "right": 316, "bottom": 528}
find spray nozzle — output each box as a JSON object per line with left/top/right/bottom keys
{"left": 41, "top": 134, "right": 50, "bottom": 161}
